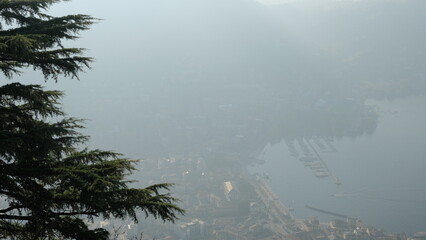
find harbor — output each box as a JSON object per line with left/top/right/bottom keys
{"left": 255, "top": 95, "right": 426, "bottom": 235}
{"left": 285, "top": 137, "right": 341, "bottom": 186}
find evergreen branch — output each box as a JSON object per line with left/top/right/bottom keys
{"left": 0, "top": 0, "right": 56, "bottom": 26}
{"left": 0, "top": 14, "right": 97, "bottom": 40}
{"left": 0, "top": 215, "right": 30, "bottom": 221}
{"left": 63, "top": 150, "right": 125, "bottom": 165}
{"left": 0, "top": 205, "right": 24, "bottom": 213}
{"left": 0, "top": 2, "right": 184, "bottom": 238}
{"left": 0, "top": 83, "right": 64, "bottom": 116}
{"left": 0, "top": 5, "right": 97, "bottom": 79}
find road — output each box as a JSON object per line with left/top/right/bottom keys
{"left": 251, "top": 178, "right": 300, "bottom": 236}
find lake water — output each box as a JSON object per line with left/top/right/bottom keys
{"left": 252, "top": 94, "right": 426, "bottom": 235}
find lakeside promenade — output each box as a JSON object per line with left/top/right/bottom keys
{"left": 249, "top": 176, "right": 300, "bottom": 236}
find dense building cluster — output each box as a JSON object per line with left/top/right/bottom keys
{"left": 93, "top": 156, "right": 413, "bottom": 240}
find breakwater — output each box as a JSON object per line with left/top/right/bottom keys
{"left": 305, "top": 205, "right": 348, "bottom": 219}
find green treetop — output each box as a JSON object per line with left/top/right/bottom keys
{"left": 0, "top": 0, "right": 95, "bottom": 80}
{"left": 0, "top": 1, "right": 184, "bottom": 239}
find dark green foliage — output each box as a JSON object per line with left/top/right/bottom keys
{"left": 0, "top": 1, "right": 184, "bottom": 239}
{"left": 0, "top": 0, "right": 96, "bottom": 80}
{"left": 0, "top": 84, "right": 184, "bottom": 239}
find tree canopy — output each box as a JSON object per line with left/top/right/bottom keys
{"left": 0, "top": 0, "right": 95, "bottom": 80}
{"left": 0, "top": 1, "right": 184, "bottom": 239}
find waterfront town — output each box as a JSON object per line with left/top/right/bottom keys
{"left": 3, "top": 1, "right": 426, "bottom": 239}
{"left": 86, "top": 82, "right": 424, "bottom": 239}
{"left": 94, "top": 154, "right": 415, "bottom": 240}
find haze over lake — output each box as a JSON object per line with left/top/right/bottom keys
{"left": 253, "top": 95, "right": 426, "bottom": 234}
{"left": 12, "top": 0, "right": 426, "bottom": 237}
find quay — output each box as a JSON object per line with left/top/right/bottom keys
{"left": 250, "top": 177, "right": 300, "bottom": 236}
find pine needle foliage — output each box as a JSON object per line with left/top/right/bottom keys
{"left": 0, "top": 1, "right": 184, "bottom": 239}
{"left": 0, "top": 0, "right": 96, "bottom": 80}
{"left": 0, "top": 84, "right": 184, "bottom": 239}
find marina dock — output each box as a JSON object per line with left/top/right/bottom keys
{"left": 306, "top": 138, "right": 341, "bottom": 186}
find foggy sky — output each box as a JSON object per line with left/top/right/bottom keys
{"left": 12, "top": 0, "right": 426, "bottom": 158}
{"left": 8, "top": 0, "right": 426, "bottom": 234}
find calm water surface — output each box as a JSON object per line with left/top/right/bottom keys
{"left": 253, "top": 95, "right": 426, "bottom": 234}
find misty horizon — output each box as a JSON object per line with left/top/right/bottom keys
{"left": 8, "top": 0, "right": 426, "bottom": 237}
